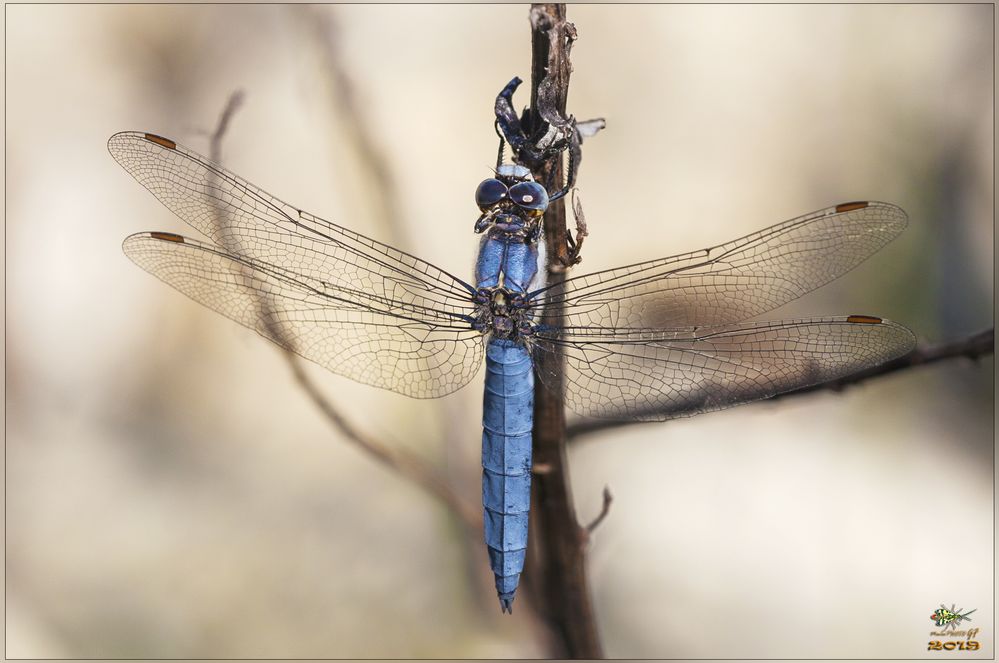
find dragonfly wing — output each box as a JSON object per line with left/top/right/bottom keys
{"left": 532, "top": 317, "right": 915, "bottom": 420}
{"left": 536, "top": 202, "right": 907, "bottom": 329}
{"left": 124, "top": 232, "right": 484, "bottom": 398}
{"left": 108, "top": 131, "right": 476, "bottom": 320}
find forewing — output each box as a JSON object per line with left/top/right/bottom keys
{"left": 124, "top": 232, "right": 483, "bottom": 398}
{"left": 537, "top": 202, "right": 907, "bottom": 329}
{"left": 533, "top": 317, "right": 915, "bottom": 420}
{"left": 108, "top": 131, "right": 476, "bottom": 321}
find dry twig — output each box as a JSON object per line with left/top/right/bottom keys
{"left": 584, "top": 486, "right": 614, "bottom": 536}
{"left": 205, "top": 90, "right": 479, "bottom": 530}
{"left": 290, "top": 6, "right": 407, "bottom": 245}
{"left": 523, "top": 4, "right": 604, "bottom": 658}
{"left": 567, "top": 328, "right": 995, "bottom": 441}
{"left": 209, "top": 90, "right": 245, "bottom": 163}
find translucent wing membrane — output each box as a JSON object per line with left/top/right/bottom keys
{"left": 535, "top": 202, "right": 907, "bottom": 329}
{"left": 527, "top": 200, "right": 912, "bottom": 419}
{"left": 111, "top": 131, "right": 483, "bottom": 398}
{"left": 533, "top": 316, "right": 915, "bottom": 420}
{"left": 113, "top": 130, "right": 913, "bottom": 416}
{"left": 108, "top": 132, "right": 477, "bottom": 321}
{"left": 124, "top": 232, "right": 483, "bottom": 398}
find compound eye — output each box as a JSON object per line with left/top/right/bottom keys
{"left": 475, "top": 178, "right": 508, "bottom": 209}
{"left": 509, "top": 181, "right": 549, "bottom": 211}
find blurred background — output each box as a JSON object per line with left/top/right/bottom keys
{"left": 5, "top": 4, "right": 993, "bottom": 658}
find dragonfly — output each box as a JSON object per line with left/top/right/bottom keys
{"left": 109, "top": 130, "right": 915, "bottom": 613}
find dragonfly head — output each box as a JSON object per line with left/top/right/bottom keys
{"left": 473, "top": 166, "right": 549, "bottom": 239}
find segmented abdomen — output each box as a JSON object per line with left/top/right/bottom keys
{"left": 481, "top": 337, "right": 533, "bottom": 612}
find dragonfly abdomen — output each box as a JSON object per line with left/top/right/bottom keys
{"left": 481, "top": 338, "right": 534, "bottom": 613}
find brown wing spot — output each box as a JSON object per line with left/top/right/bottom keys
{"left": 150, "top": 231, "right": 185, "bottom": 243}
{"left": 835, "top": 201, "right": 869, "bottom": 213}
{"left": 143, "top": 133, "right": 177, "bottom": 150}
{"left": 847, "top": 315, "right": 883, "bottom": 324}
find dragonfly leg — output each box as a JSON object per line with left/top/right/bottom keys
{"left": 495, "top": 77, "right": 535, "bottom": 161}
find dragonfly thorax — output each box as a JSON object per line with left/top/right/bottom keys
{"left": 474, "top": 287, "right": 535, "bottom": 340}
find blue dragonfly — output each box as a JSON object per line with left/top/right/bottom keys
{"left": 110, "top": 131, "right": 915, "bottom": 613}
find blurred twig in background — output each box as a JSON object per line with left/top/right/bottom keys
{"left": 285, "top": 357, "right": 480, "bottom": 527}
{"left": 209, "top": 90, "right": 245, "bottom": 163}
{"left": 286, "top": 5, "right": 515, "bottom": 624}
{"left": 289, "top": 5, "right": 407, "bottom": 247}
{"left": 767, "top": 328, "right": 994, "bottom": 398}
{"left": 567, "top": 328, "right": 995, "bottom": 441}
{"left": 584, "top": 486, "right": 613, "bottom": 536}
{"left": 205, "top": 89, "right": 480, "bottom": 530}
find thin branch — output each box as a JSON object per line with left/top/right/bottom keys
{"left": 209, "top": 90, "right": 245, "bottom": 163}
{"left": 584, "top": 486, "right": 613, "bottom": 536}
{"left": 567, "top": 328, "right": 995, "bottom": 441}
{"left": 566, "top": 188, "right": 589, "bottom": 266}
{"left": 292, "top": 6, "right": 408, "bottom": 246}
{"left": 289, "top": 8, "right": 495, "bottom": 616}
{"left": 205, "top": 91, "right": 479, "bottom": 531}
{"left": 523, "top": 4, "right": 604, "bottom": 658}
{"left": 285, "top": 355, "right": 479, "bottom": 528}
{"left": 768, "top": 327, "right": 994, "bottom": 398}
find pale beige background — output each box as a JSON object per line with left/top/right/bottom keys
{"left": 5, "top": 4, "right": 993, "bottom": 658}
